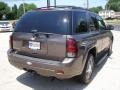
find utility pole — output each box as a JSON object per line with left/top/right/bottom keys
{"left": 87, "top": 0, "right": 89, "bottom": 9}
{"left": 47, "top": 0, "right": 50, "bottom": 7}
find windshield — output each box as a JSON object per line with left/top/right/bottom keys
{"left": 14, "top": 11, "right": 71, "bottom": 34}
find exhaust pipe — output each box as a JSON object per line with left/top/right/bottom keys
{"left": 23, "top": 68, "right": 37, "bottom": 74}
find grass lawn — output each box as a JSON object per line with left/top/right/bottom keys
{"left": 105, "top": 20, "right": 120, "bottom": 25}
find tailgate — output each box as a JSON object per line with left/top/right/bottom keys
{"left": 12, "top": 32, "right": 67, "bottom": 61}
{"left": 12, "top": 32, "right": 48, "bottom": 58}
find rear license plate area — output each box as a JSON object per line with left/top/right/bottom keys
{"left": 29, "top": 41, "right": 40, "bottom": 50}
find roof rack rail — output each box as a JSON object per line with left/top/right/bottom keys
{"left": 35, "top": 5, "right": 88, "bottom": 11}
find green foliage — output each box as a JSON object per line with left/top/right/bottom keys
{"left": 0, "top": 13, "right": 2, "bottom": 19}
{"left": 6, "top": 12, "right": 15, "bottom": 20}
{"left": 107, "top": 0, "right": 120, "bottom": 11}
{"left": 0, "top": 2, "right": 7, "bottom": 11}
{"left": 108, "top": 0, "right": 119, "bottom": 3}
{"left": 0, "top": 2, "right": 10, "bottom": 19}
{"left": 89, "top": 6, "right": 103, "bottom": 13}
{"left": 12, "top": 4, "right": 18, "bottom": 19}
{"left": 0, "top": 2, "right": 37, "bottom": 20}
{"left": 26, "top": 3, "right": 37, "bottom": 11}
{"left": 18, "top": 3, "right": 37, "bottom": 18}
{"left": 17, "top": 4, "right": 24, "bottom": 18}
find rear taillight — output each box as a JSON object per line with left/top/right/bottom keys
{"left": 9, "top": 35, "right": 13, "bottom": 49}
{"left": 66, "top": 38, "right": 78, "bottom": 57}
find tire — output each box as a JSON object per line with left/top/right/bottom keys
{"left": 78, "top": 54, "right": 95, "bottom": 84}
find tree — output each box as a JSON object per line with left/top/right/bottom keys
{"left": 6, "top": 12, "right": 15, "bottom": 20}
{"left": 26, "top": 3, "right": 37, "bottom": 11}
{"left": 108, "top": 0, "right": 119, "bottom": 3}
{"left": 18, "top": 4, "right": 24, "bottom": 18}
{"left": 89, "top": 6, "right": 103, "bottom": 13}
{"left": 18, "top": 3, "right": 37, "bottom": 18}
{"left": 0, "top": 2, "right": 10, "bottom": 20}
{"left": 0, "top": 2, "right": 37, "bottom": 20}
{"left": 0, "top": 13, "right": 2, "bottom": 20}
{"left": 12, "top": 4, "right": 18, "bottom": 19}
{"left": 106, "top": 0, "right": 120, "bottom": 11}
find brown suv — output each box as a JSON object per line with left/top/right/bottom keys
{"left": 8, "top": 6, "right": 114, "bottom": 84}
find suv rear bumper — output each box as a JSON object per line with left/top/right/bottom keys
{"left": 7, "top": 49, "right": 83, "bottom": 79}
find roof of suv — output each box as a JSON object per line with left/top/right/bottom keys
{"left": 34, "top": 6, "right": 89, "bottom": 11}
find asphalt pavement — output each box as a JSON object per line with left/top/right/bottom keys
{"left": 0, "top": 30, "right": 120, "bottom": 90}
{"left": 113, "top": 24, "right": 120, "bottom": 31}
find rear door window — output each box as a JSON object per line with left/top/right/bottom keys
{"left": 91, "top": 14, "right": 99, "bottom": 30}
{"left": 14, "top": 11, "right": 71, "bottom": 35}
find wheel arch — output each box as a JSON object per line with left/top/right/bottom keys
{"left": 88, "top": 47, "right": 97, "bottom": 62}
{"left": 81, "top": 46, "right": 97, "bottom": 73}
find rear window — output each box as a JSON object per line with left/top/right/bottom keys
{"left": 14, "top": 11, "right": 71, "bottom": 34}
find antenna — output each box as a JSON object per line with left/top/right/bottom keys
{"left": 54, "top": 0, "right": 56, "bottom": 7}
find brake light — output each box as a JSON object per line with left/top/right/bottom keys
{"left": 66, "top": 38, "right": 77, "bottom": 57}
{"left": 9, "top": 35, "right": 13, "bottom": 49}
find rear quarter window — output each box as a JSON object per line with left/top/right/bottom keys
{"left": 73, "top": 11, "right": 88, "bottom": 34}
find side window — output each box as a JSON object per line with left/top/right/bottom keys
{"left": 97, "top": 16, "right": 106, "bottom": 30}
{"left": 88, "top": 14, "right": 98, "bottom": 31}
{"left": 73, "top": 11, "right": 88, "bottom": 33}
{"left": 89, "top": 14, "right": 106, "bottom": 31}
{"left": 91, "top": 15, "right": 99, "bottom": 30}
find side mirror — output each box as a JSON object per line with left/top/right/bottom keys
{"left": 106, "top": 25, "right": 114, "bottom": 30}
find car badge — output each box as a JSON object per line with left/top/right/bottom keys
{"left": 31, "top": 37, "right": 35, "bottom": 40}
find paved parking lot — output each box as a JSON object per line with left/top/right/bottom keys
{"left": 0, "top": 30, "right": 120, "bottom": 90}
{"left": 113, "top": 24, "right": 120, "bottom": 31}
